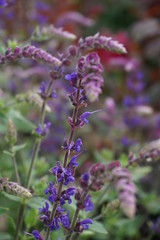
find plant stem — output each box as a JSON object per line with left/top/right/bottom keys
{"left": 88, "top": 184, "right": 110, "bottom": 219}
{"left": 11, "top": 151, "right": 21, "bottom": 185}
{"left": 44, "top": 79, "right": 82, "bottom": 240}
{"left": 65, "top": 208, "right": 80, "bottom": 240}
{"left": 65, "top": 191, "right": 88, "bottom": 240}
{"left": 14, "top": 80, "right": 53, "bottom": 240}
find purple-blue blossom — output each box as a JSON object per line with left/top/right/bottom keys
{"left": 35, "top": 122, "right": 51, "bottom": 136}
{"left": 39, "top": 201, "right": 49, "bottom": 214}
{"left": 72, "top": 138, "right": 83, "bottom": 152}
{"left": 80, "top": 218, "right": 93, "bottom": 230}
{"left": 59, "top": 187, "right": 76, "bottom": 205}
{"left": 51, "top": 162, "right": 75, "bottom": 186}
{"left": 83, "top": 195, "right": 93, "bottom": 212}
{"left": 39, "top": 82, "right": 57, "bottom": 99}
{"left": 32, "top": 230, "right": 43, "bottom": 240}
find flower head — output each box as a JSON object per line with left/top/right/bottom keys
{"left": 32, "top": 230, "right": 43, "bottom": 240}
{"left": 35, "top": 122, "right": 51, "bottom": 137}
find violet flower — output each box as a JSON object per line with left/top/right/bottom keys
{"left": 0, "top": 45, "right": 61, "bottom": 68}
{"left": 108, "top": 164, "right": 136, "bottom": 218}
{"left": 35, "top": 122, "right": 51, "bottom": 137}
{"left": 32, "top": 230, "right": 43, "bottom": 240}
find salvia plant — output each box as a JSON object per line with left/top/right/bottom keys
{"left": 1, "top": 9, "right": 160, "bottom": 240}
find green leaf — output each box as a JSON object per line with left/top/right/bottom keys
{"left": 3, "top": 150, "right": 13, "bottom": 157}
{"left": 2, "top": 192, "right": 21, "bottom": 202}
{"left": 120, "top": 153, "right": 128, "bottom": 167}
{"left": 25, "top": 208, "right": 37, "bottom": 228}
{"left": 0, "top": 207, "right": 9, "bottom": 216}
{"left": 81, "top": 230, "right": 94, "bottom": 237}
{"left": 8, "top": 109, "right": 35, "bottom": 132}
{"left": 27, "top": 197, "right": 51, "bottom": 210}
{"left": 7, "top": 215, "right": 16, "bottom": 236}
{"left": 131, "top": 166, "right": 152, "bottom": 182}
{"left": 89, "top": 221, "right": 108, "bottom": 235}
{"left": 12, "top": 143, "right": 27, "bottom": 153}
{"left": 0, "top": 233, "right": 12, "bottom": 240}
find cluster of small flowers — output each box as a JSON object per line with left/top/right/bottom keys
{"left": 78, "top": 52, "right": 104, "bottom": 102}
{"left": 31, "top": 25, "right": 77, "bottom": 42}
{"left": 78, "top": 33, "right": 127, "bottom": 54}
{"left": 0, "top": 45, "right": 61, "bottom": 67}
{"left": 30, "top": 137, "right": 86, "bottom": 237}
{"left": 107, "top": 162, "right": 136, "bottom": 219}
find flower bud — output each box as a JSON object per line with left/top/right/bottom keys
{"left": 6, "top": 119, "right": 17, "bottom": 145}
{"left": 0, "top": 178, "right": 32, "bottom": 199}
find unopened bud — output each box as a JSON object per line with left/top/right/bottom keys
{"left": 6, "top": 119, "right": 17, "bottom": 145}
{"left": 0, "top": 178, "right": 32, "bottom": 199}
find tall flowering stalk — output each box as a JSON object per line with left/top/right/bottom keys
{"left": 0, "top": 30, "right": 127, "bottom": 240}
{"left": 14, "top": 76, "right": 58, "bottom": 240}
{"left": 29, "top": 34, "right": 127, "bottom": 240}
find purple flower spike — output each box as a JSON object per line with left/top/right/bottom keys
{"left": 32, "top": 230, "right": 43, "bottom": 240}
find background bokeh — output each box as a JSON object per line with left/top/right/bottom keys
{"left": 0, "top": 0, "right": 160, "bottom": 239}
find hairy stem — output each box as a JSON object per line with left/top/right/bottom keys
{"left": 44, "top": 79, "right": 82, "bottom": 240}
{"left": 65, "top": 191, "right": 88, "bottom": 240}
{"left": 11, "top": 152, "right": 21, "bottom": 186}
{"left": 14, "top": 80, "right": 53, "bottom": 240}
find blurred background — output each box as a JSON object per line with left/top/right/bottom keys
{"left": 0, "top": 0, "right": 160, "bottom": 239}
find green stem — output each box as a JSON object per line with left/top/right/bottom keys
{"left": 14, "top": 80, "right": 53, "bottom": 240}
{"left": 65, "top": 191, "right": 88, "bottom": 240}
{"left": 44, "top": 79, "right": 82, "bottom": 240}
{"left": 11, "top": 151, "right": 21, "bottom": 185}
{"left": 88, "top": 184, "right": 110, "bottom": 219}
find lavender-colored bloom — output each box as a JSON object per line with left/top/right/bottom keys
{"left": 72, "top": 138, "right": 83, "bottom": 152}
{"left": 65, "top": 72, "right": 77, "bottom": 87}
{"left": 79, "top": 218, "right": 93, "bottom": 230}
{"left": 39, "top": 82, "right": 57, "bottom": 99}
{"left": 110, "top": 166, "right": 136, "bottom": 218}
{"left": 39, "top": 201, "right": 49, "bottom": 214}
{"left": 51, "top": 162, "right": 75, "bottom": 186}
{"left": 120, "top": 136, "right": 136, "bottom": 148}
{"left": 35, "top": 122, "right": 51, "bottom": 136}
{"left": 78, "top": 33, "right": 127, "bottom": 54}
{"left": 32, "top": 230, "right": 43, "bottom": 240}
{"left": 80, "top": 173, "right": 89, "bottom": 188}
{"left": 0, "top": 0, "right": 7, "bottom": 7}
{"left": 77, "top": 52, "right": 104, "bottom": 102}
{"left": 60, "top": 214, "right": 70, "bottom": 228}
{"left": 122, "top": 96, "right": 134, "bottom": 107}
{"left": 48, "top": 217, "right": 60, "bottom": 231}
{"left": 79, "top": 110, "right": 101, "bottom": 125}
{"left": 0, "top": 45, "right": 61, "bottom": 67}
{"left": 68, "top": 155, "right": 78, "bottom": 168}
{"left": 60, "top": 187, "right": 76, "bottom": 205}
{"left": 83, "top": 195, "right": 93, "bottom": 212}
{"left": 44, "top": 182, "right": 57, "bottom": 203}
{"left": 56, "top": 11, "right": 94, "bottom": 27}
